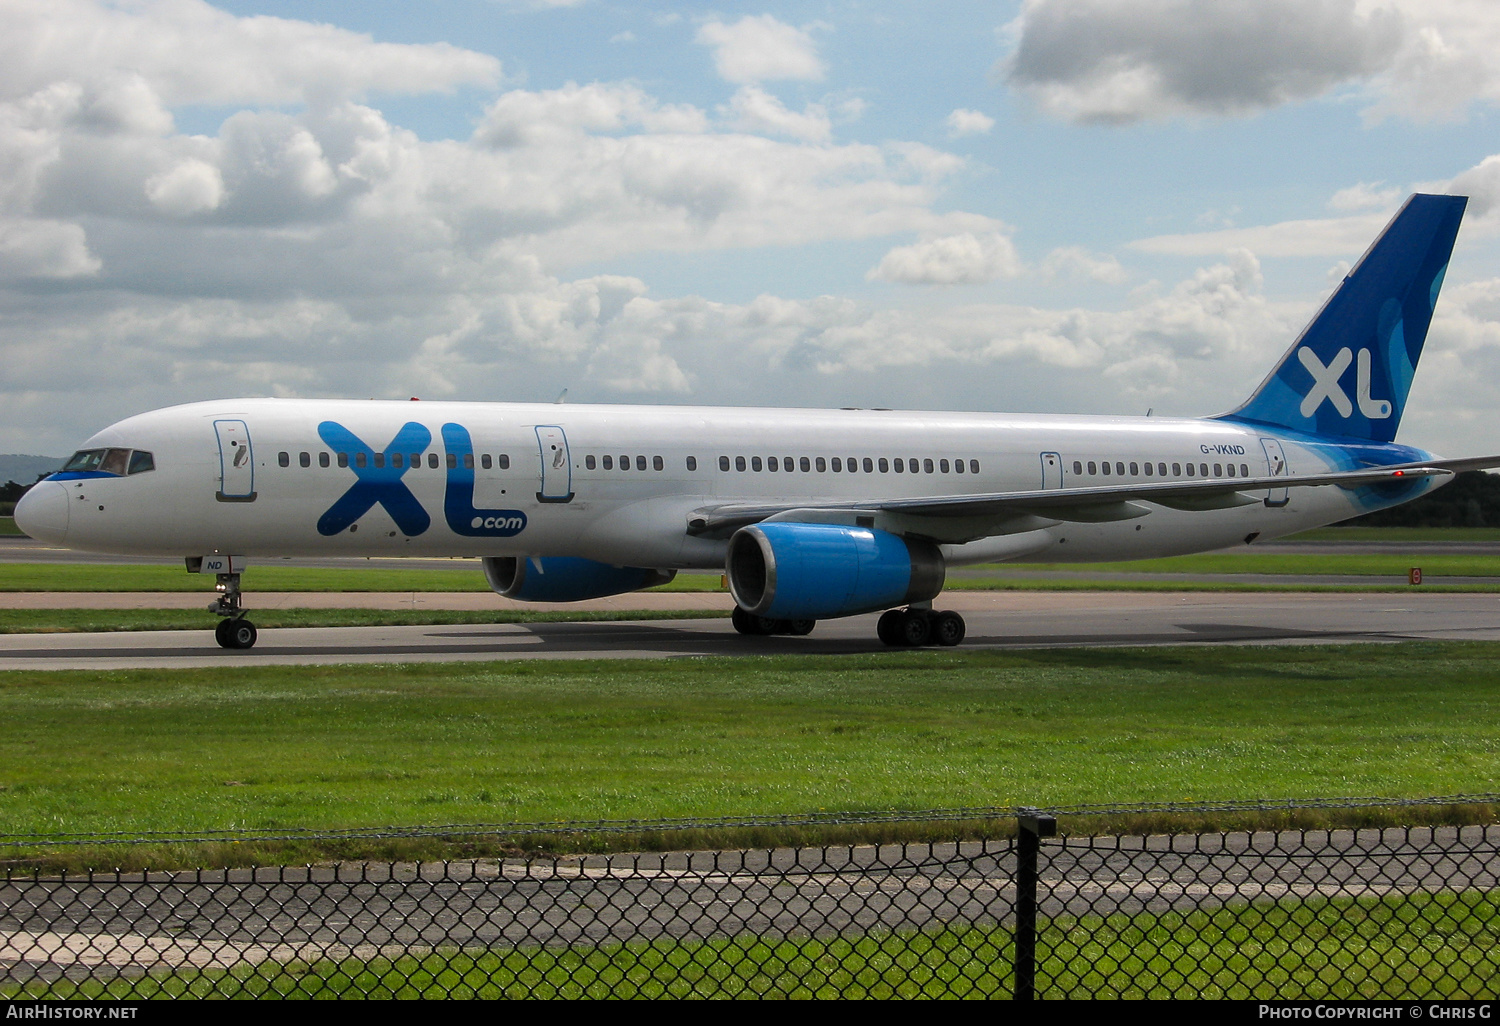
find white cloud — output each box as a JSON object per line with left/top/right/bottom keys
{"left": 0, "top": 218, "right": 99, "bottom": 278}
{"left": 721, "top": 86, "right": 831, "bottom": 143}
{"left": 1328, "top": 181, "right": 1401, "bottom": 211}
{"left": 1040, "top": 246, "right": 1128, "bottom": 284}
{"left": 1129, "top": 213, "right": 1391, "bottom": 257}
{"left": 868, "top": 232, "right": 1023, "bottom": 285}
{"left": 695, "top": 15, "right": 825, "bottom": 84}
{"left": 945, "top": 109, "right": 995, "bottom": 137}
{"left": 1002, "top": 1, "right": 1500, "bottom": 125}
{"left": 1003, "top": 0, "right": 1402, "bottom": 124}
{"left": 1448, "top": 154, "right": 1500, "bottom": 220}
{"left": 0, "top": 0, "right": 501, "bottom": 107}
{"left": 474, "top": 82, "right": 707, "bottom": 148}
{"left": 144, "top": 158, "right": 225, "bottom": 216}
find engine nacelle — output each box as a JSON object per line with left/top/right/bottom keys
{"left": 483, "top": 556, "right": 676, "bottom": 602}
{"left": 726, "top": 522, "right": 945, "bottom": 620}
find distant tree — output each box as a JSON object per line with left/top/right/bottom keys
{"left": 1338, "top": 470, "right": 1500, "bottom": 527}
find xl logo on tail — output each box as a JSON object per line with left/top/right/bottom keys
{"left": 1296, "top": 347, "right": 1391, "bottom": 420}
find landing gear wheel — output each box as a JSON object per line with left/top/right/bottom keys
{"left": 898, "top": 609, "right": 932, "bottom": 647}
{"left": 877, "top": 609, "right": 903, "bottom": 646}
{"left": 216, "top": 618, "right": 258, "bottom": 650}
{"left": 786, "top": 619, "right": 816, "bottom": 636}
{"left": 932, "top": 610, "right": 966, "bottom": 647}
{"left": 731, "top": 607, "right": 778, "bottom": 636}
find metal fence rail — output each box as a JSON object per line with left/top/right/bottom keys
{"left": 1, "top": 798, "right": 1497, "bottom": 999}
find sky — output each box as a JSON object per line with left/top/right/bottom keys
{"left": 5, "top": 0, "right": 1500, "bottom": 459}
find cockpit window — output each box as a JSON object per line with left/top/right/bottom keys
{"left": 62, "top": 449, "right": 107, "bottom": 472}
{"left": 61, "top": 447, "right": 154, "bottom": 476}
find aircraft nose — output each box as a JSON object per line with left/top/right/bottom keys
{"left": 14, "top": 480, "right": 69, "bottom": 544}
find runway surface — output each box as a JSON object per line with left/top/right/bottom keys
{"left": 2, "top": 590, "right": 1498, "bottom": 669}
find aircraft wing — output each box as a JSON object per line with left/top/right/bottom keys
{"left": 686, "top": 454, "right": 1500, "bottom": 538}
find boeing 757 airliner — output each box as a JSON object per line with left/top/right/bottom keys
{"left": 16, "top": 194, "right": 1496, "bottom": 649}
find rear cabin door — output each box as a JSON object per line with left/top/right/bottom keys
{"left": 214, "top": 419, "right": 257, "bottom": 502}
{"left": 1040, "top": 451, "right": 1063, "bottom": 489}
{"left": 1260, "top": 438, "right": 1290, "bottom": 507}
{"left": 535, "top": 425, "right": 574, "bottom": 503}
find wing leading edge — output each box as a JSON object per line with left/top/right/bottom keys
{"left": 686, "top": 455, "right": 1500, "bottom": 540}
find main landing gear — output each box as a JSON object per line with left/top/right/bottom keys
{"left": 731, "top": 607, "right": 816, "bottom": 636}
{"left": 210, "top": 571, "right": 258, "bottom": 650}
{"left": 877, "top": 607, "right": 966, "bottom": 648}
{"left": 729, "top": 605, "right": 966, "bottom": 647}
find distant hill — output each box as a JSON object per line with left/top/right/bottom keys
{"left": 0, "top": 454, "right": 65, "bottom": 486}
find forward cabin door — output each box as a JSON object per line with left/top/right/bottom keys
{"left": 535, "top": 425, "right": 574, "bottom": 503}
{"left": 1260, "top": 438, "right": 1290, "bottom": 507}
{"left": 213, "top": 419, "right": 257, "bottom": 502}
{"left": 1040, "top": 451, "right": 1063, "bottom": 489}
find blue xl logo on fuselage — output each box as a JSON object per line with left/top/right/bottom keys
{"left": 315, "top": 421, "right": 528, "bottom": 538}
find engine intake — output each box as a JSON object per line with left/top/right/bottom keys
{"left": 726, "top": 522, "right": 944, "bottom": 620}
{"left": 483, "top": 556, "right": 675, "bottom": 602}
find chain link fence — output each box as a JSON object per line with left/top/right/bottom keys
{"left": 2, "top": 796, "right": 1497, "bottom": 999}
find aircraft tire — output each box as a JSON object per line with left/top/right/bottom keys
{"left": 877, "top": 609, "right": 903, "bottom": 646}
{"left": 214, "top": 619, "right": 234, "bottom": 649}
{"left": 898, "top": 609, "right": 931, "bottom": 647}
{"left": 786, "top": 619, "right": 815, "bottom": 636}
{"left": 932, "top": 610, "right": 966, "bottom": 647}
{"left": 225, "top": 618, "right": 257, "bottom": 650}
{"left": 731, "top": 607, "right": 756, "bottom": 635}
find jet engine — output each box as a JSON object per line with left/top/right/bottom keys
{"left": 725, "top": 522, "right": 944, "bottom": 620}
{"left": 482, "top": 556, "right": 676, "bottom": 602}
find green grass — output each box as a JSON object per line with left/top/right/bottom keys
{"left": 11, "top": 892, "right": 1496, "bottom": 999}
{"left": 0, "top": 516, "right": 20, "bottom": 536}
{"left": 0, "top": 562, "right": 491, "bottom": 592}
{"left": 2, "top": 644, "right": 1499, "bottom": 864}
{"left": 1292, "top": 526, "right": 1500, "bottom": 542}
{"left": 0, "top": 607, "right": 728, "bottom": 634}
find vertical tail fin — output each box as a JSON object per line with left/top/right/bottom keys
{"left": 1218, "top": 193, "right": 1466, "bottom": 442}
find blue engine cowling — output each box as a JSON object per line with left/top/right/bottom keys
{"left": 726, "top": 522, "right": 945, "bottom": 620}
{"left": 483, "top": 556, "right": 676, "bottom": 602}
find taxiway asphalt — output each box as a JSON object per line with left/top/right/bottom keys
{"left": 1, "top": 590, "right": 1496, "bottom": 669}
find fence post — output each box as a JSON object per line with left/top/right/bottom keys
{"left": 1015, "top": 808, "right": 1057, "bottom": 1001}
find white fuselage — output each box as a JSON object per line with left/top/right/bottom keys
{"left": 20, "top": 397, "right": 1434, "bottom": 570}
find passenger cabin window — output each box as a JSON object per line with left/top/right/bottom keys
{"left": 355, "top": 453, "right": 367, "bottom": 469}
{"left": 603, "top": 455, "right": 613, "bottom": 470}
{"left": 736, "top": 456, "right": 746, "bottom": 471}
{"left": 719, "top": 456, "right": 730, "bottom": 471}
{"left": 586, "top": 455, "right": 596, "bottom": 470}
{"left": 686, "top": 456, "right": 697, "bottom": 471}
{"left": 814, "top": 457, "right": 825, "bottom": 472}
{"left": 338, "top": 453, "right": 349, "bottom": 468}
{"left": 768, "top": 456, "right": 779, "bottom": 472}
{"left": 299, "top": 452, "right": 310, "bottom": 468}
{"left": 481, "top": 454, "right": 492, "bottom": 470}
{"left": 955, "top": 459, "right": 965, "bottom": 474}
{"left": 653, "top": 456, "right": 664, "bottom": 471}
{"left": 392, "top": 453, "right": 404, "bottom": 469}
{"left": 638, "top": 456, "right": 648, "bottom": 471}
{"left": 319, "top": 452, "right": 330, "bottom": 468}
{"left": 831, "top": 458, "right": 842, "bottom": 472}
{"left": 278, "top": 451, "right": 289, "bottom": 467}
{"left": 878, "top": 458, "right": 889, "bottom": 473}
{"left": 863, "top": 458, "right": 874, "bottom": 473}
{"left": 751, "top": 456, "right": 762, "bottom": 472}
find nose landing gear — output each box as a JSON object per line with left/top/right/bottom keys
{"left": 209, "top": 571, "right": 258, "bottom": 649}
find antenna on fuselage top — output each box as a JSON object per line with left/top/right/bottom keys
{"left": 554, "top": 388, "right": 568, "bottom": 404}
{"left": 1146, "top": 408, "right": 1153, "bottom": 416}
